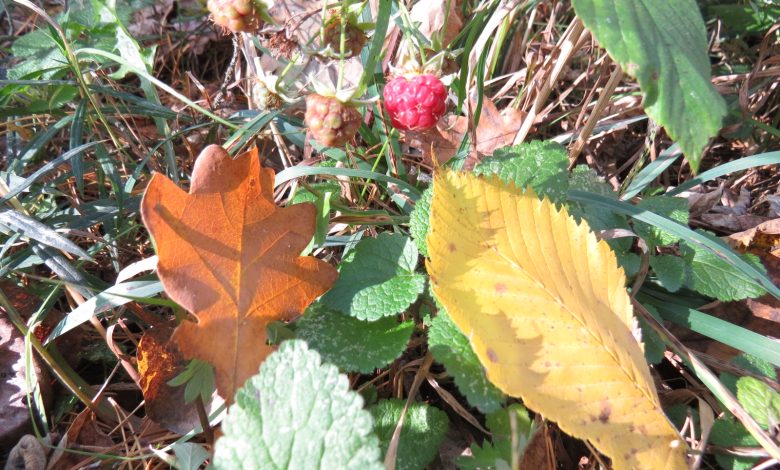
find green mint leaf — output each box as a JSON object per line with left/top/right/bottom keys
{"left": 428, "top": 310, "right": 505, "bottom": 413}
{"left": 649, "top": 254, "right": 686, "bottom": 293}
{"left": 297, "top": 305, "right": 414, "bottom": 373}
{"left": 409, "top": 187, "right": 433, "bottom": 258}
{"left": 370, "top": 399, "right": 449, "bottom": 470}
{"left": 213, "top": 340, "right": 383, "bottom": 470}
{"left": 457, "top": 404, "right": 538, "bottom": 470}
{"left": 568, "top": 165, "right": 614, "bottom": 196}
{"left": 634, "top": 196, "right": 689, "bottom": 249}
{"left": 571, "top": 0, "right": 727, "bottom": 171}
{"left": 474, "top": 141, "right": 569, "bottom": 203}
{"left": 638, "top": 304, "right": 666, "bottom": 365}
{"left": 736, "top": 376, "right": 780, "bottom": 430}
{"left": 322, "top": 233, "right": 426, "bottom": 320}
{"left": 291, "top": 181, "right": 342, "bottom": 205}
{"left": 709, "top": 417, "right": 759, "bottom": 470}
{"left": 721, "top": 354, "right": 778, "bottom": 396}
{"left": 682, "top": 231, "right": 766, "bottom": 301}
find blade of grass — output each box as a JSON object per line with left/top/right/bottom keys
{"left": 632, "top": 299, "right": 780, "bottom": 461}
{"left": 621, "top": 145, "right": 683, "bottom": 200}
{"left": 0, "top": 288, "right": 119, "bottom": 424}
{"left": 74, "top": 48, "right": 239, "bottom": 130}
{"left": 275, "top": 165, "right": 422, "bottom": 201}
{"left": 1, "top": 140, "right": 98, "bottom": 203}
{"left": 47, "top": 280, "right": 165, "bottom": 343}
{"left": 356, "top": 0, "right": 392, "bottom": 97}
{"left": 667, "top": 151, "right": 780, "bottom": 196}
{"left": 68, "top": 101, "right": 88, "bottom": 194}
{"left": 567, "top": 189, "right": 780, "bottom": 298}
{"left": 639, "top": 293, "right": 780, "bottom": 367}
{"left": 0, "top": 210, "right": 93, "bottom": 260}
{"left": 7, "top": 114, "right": 75, "bottom": 174}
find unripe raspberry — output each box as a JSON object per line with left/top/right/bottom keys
{"left": 322, "top": 15, "right": 368, "bottom": 58}
{"left": 305, "top": 94, "right": 362, "bottom": 148}
{"left": 251, "top": 79, "right": 283, "bottom": 111}
{"left": 207, "top": 0, "right": 270, "bottom": 33}
{"left": 383, "top": 74, "right": 447, "bottom": 131}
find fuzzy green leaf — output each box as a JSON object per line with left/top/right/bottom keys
{"left": 297, "top": 305, "right": 414, "bottom": 373}
{"left": 370, "top": 399, "right": 449, "bottom": 470}
{"left": 291, "top": 181, "right": 342, "bottom": 205}
{"left": 409, "top": 187, "right": 433, "bottom": 258}
{"left": 634, "top": 196, "right": 689, "bottom": 248}
{"left": 571, "top": 0, "right": 727, "bottom": 171}
{"left": 736, "top": 377, "right": 780, "bottom": 430}
{"left": 709, "top": 417, "right": 759, "bottom": 470}
{"left": 321, "top": 233, "right": 426, "bottom": 320}
{"left": 682, "top": 231, "right": 766, "bottom": 301}
{"left": 650, "top": 254, "right": 686, "bottom": 293}
{"left": 428, "top": 310, "right": 505, "bottom": 413}
{"left": 474, "top": 141, "right": 569, "bottom": 203}
{"left": 457, "top": 404, "right": 538, "bottom": 470}
{"left": 213, "top": 340, "right": 383, "bottom": 470}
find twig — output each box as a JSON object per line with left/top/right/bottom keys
{"left": 568, "top": 64, "right": 624, "bottom": 165}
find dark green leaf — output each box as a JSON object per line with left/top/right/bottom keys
{"left": 296, "top": 305, "right": 414, "bottom": 373}
{"left": 409, "top": 187, "right": 432, "bottom": 258}
{"left": 428, "top": 310, "right": 505, "bottom": 413}
{"left": 321, "top": 233, "right": 426, "bottom": 320}
{"left": 474, "top": 141, "right": 569, "bottom": 203}
{"left": 370, "top": 399, "right": 448, "bottom": 470}
{"left": 571, "top": 0, "right": 727, "bottom": 170}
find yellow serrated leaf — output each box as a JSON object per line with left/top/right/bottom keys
{"left": 427, "top": 171, "right": 688, "bottom": 470}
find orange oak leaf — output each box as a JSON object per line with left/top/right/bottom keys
{"left": 141, "top": 145, "right": 338, "bottom": 401}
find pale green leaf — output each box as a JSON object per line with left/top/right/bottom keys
{"left": 736, "top": 377, "right": 780, "bottom": 430}
{"left": 213, "top": 340, "right": 383, "bottom": 470}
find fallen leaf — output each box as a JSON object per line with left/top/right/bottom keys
{"left": 0, "top": 283, "right": 52, "bottom": 450}
{"left": 728, "top": 219, "right": 780, "bottom": 325}
{"left": 728, "top": 219, "right": 780, "bottom": 253}
{"left": 409, "top": 0, "right": 463, "bottom": 48}
{"left": 402, "top": 96, "right": 524, "bottom": 166}
{"left": 137, "top": 324, "right": 201, "bottom": 433}
{"left": 141, "top": 145, "right": 338, "bottom": 401}
{"left": 427, "top": 171, "right": 688, "bottom": 470}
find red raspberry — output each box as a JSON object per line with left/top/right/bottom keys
{"left": 305, "top": 94, "right": 362, "bottom": 148}
{"left": 383, "top": 74, "right": 447, "bottom": 131}
{"left": 207, "top": 0, "right": 269, "bottom": 33}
